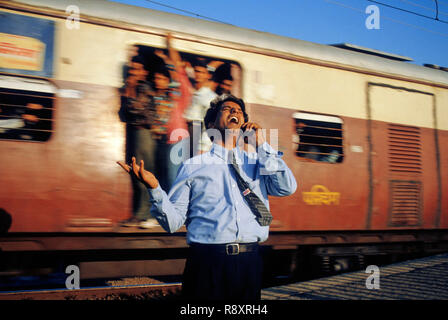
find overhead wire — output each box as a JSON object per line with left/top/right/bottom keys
{"left": 400, "top": 0, "right": 436, "bottom": 11}
{"left": 142, "top": 0, "right": 448, "bottom": 33}
{"left": 399, "top": 0, "right": 448, "bottom": 17}
{"left": 140, "top": 0, "right": 448, "bottom": 38}
{"left": 324, "top": 0, "right": 448, "bottom": 37}
{"left": 366, "top": 0, "right": 448, "bottom": 24}
{"left": 143, "top": 0, "right": 233, "bottom": 25}
{"left": 436, "top": 0, "right": 440, "bottom": 20}
{"left": 437, "top": 0, "right": 448, "bottom": 6}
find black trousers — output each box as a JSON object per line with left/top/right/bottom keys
{"left": 182, "top": 243, "right": 263, "bottom": 301}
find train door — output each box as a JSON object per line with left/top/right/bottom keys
{"left": 366, "top": 83, "right": 441, "bottom": 229}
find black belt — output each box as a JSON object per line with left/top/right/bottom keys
{"left": 189, "top": 242, "right": 259, "bottom": 256}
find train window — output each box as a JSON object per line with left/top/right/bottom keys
{"left": 0, "top": 75, "right": 55, "bottom": 142}
{"left": 293, "top": 112, "right": 344, "bottom": 163}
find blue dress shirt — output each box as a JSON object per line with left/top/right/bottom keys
{"left": 148, "top": 142, "right": 297, "bottom": 244}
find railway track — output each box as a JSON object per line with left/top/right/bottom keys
{"left": 262, "top": 253, "right": 448, "bottom": 300}
{"left": 3, "top": 253, "right": 448, "bottom": 300}
{"left": 0, "top": 280, "right": 181, "bottom": 300}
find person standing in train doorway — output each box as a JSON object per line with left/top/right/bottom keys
{"left": 119, "top": 34, "right": 192, "bottom": 229}
{"left": 148, "top": 33, "right": 192, "bottom": 203}
{"left": 118, "top": 94, "right": 297, "bottom": 300}
{"left": 184, "top": 58, "right": 217, "bottom": 157}
{"left": 118, "top": 53, "right": 156, "bottom": 229}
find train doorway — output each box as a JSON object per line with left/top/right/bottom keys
{"left": 366, "top": 83, "right": 441, "bottom": 229}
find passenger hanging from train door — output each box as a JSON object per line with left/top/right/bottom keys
{"left": 121, "top": 44, "right": 140, "bottom": 84}
{"left": 200, "top": 61, "right": 235, "bottom": 153}
{"left": 211, "top": 62, "right": 234, "bottom": 96}
{"left": 119, "top": 33, "right": 192, "bottom": 229}
{"left": 119, "top": 53, "right": 156, "bottom": 228}
{"left": 183, "top": 58, "right": 217, "bottom": 157}
{"left": 150, "top": 33, "right": 192, "bottom": 203}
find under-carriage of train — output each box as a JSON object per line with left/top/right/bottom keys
{"left": 0, "top": 0, "right": 447, "bottom": 285}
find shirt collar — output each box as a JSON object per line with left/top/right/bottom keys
{"left": 211, "top": 143, "right": 242, "bottom": 162}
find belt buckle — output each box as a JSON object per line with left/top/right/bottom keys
{"left": 226, "top": 243, "right": 240, "bottom": 255}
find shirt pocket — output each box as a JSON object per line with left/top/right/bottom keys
{"left": 193, "top": 176, "right": 223, "bottom": 202}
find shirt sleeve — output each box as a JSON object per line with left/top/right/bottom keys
{"left": 148, "top": 163, "right": 191, "bottom": 233}
{"left": 258, "top": 142, "right": 298, "bottom": 197}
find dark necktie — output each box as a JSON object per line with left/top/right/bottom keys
{"left": 229, "top": 151, "right": 273, "bottom": 226}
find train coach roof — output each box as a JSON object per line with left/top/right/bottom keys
{"left": 6, "top": 0, "right": 448, "bottom": 87}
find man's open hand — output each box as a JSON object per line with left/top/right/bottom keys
{"left": 117, "top": 157, "right": 159, "bottom": 189}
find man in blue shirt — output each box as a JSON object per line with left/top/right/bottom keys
{"left": 118, "top": 94, "right": 297, "bottom": 300}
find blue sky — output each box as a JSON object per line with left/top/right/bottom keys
{"left": 111, "top": 0, "right": 448, "bottom": 67}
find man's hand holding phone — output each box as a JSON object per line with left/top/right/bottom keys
{"left": 241, "top": 122, "right": 265, "bottom": 148}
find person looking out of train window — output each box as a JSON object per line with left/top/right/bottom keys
{"left": 211, "top": 63, "right": 234, "bottom": 96}
{"left": 183, "top": 58, "right": 217, "bottom": 157}
{"left": 0, "top": 101, "right": 48, "bottom": 141}
{"left": 216, "top": 75, "right": 233, "bottom": 96}
{"left": 119, "top": 54, "right": 157, "bottom": 228}
{"left": 0, "top": 105, "right": 24, "bottom": 137}
{"left": 19, "top": 103, "right": 47, "bottom": 141}
{"left": 117, "top": 94, "right": 297, "bottom": 300}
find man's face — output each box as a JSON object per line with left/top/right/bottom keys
{"left": 194, "top": 66, "right": 210, "bottom": 84}
{"left": 128, "top": 62, "right": 147, "bottom": 82}
{"left": 154, "top": 73, "right": 170, "bottom": 91}
{"left": 213, "top": 101, "right": 245, "bottom": 131}
{"left": 217, "top": 79, "right": 233, "bottom": 95}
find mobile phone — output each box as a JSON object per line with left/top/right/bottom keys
{"left": 241, "top": 123, "right": 255, "bottom": 134}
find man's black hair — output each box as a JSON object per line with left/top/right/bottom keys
{"left": 212, "top": 63, "right": 233, "bottom": 83}
{"left": 204, "top": 94, "right": 248, "bottom": 129}
{"left": 152, "top": 66, "right": 171, "bottom": 80}
{"left": 193, "top": 58, "right": 209, "bottom": 70}
{"left": 131, "top": 55, "right": 148, "bottom": 70}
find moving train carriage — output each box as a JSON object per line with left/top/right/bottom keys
{"left": 0, "top": 0, "right": 448, "bottom": 280}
